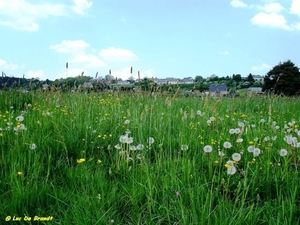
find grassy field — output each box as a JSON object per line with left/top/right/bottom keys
{"left": 0, "top": 91, "right": 299, "bottom": 225}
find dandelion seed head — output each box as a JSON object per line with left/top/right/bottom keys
{"left": 234, "top": 128, "right": 241, "bottom": 134}
{"left": 129, "top": 145, "right": 136, "bottom": 151}
{"left": 136, "top": 144, "right": 144, "bottom": 150}
{"left": 126, "top": 137, "right": 133, "bottom": 144}
{"left": 218, "top": 151, "right": 225, "bottom": 157}
{"left": 225, "top": 160, "right": 237, "bottom": 175}
{"left": 114, "top": 144, "right": 121, "bottom": 149}
{"left": 16, "top": 115, "right": 24, "bottom": 122}
{"left": 196, "top": 110, "right": 204, "bottom": 116}
{"left": 236, "top": 138, "right": 243, "bottom": 143}
{"left": 279, "top": 149, "right": 288, "bottom": 157}
{"left": 203, "top": 145, "right": 213, "bottom": 153}
{"left": 232, "top": 153, "right": 241, "bottom": 161}
{"left": 136, "top": 153, "right": 144, "bottom": 160}
{"left": 223, "top": 141, "right": 232, "bottom": 149}
{"left": 263, "top": 136, "right": 270, "bottom": 142}
{"left": 253, "top": 148, "right": 261, "bottom": 157}
{"left": 238, "top": 121, "right": 245, "bottom": 127}
{"left": 229, "top": 129, "right": 235, "bottom": 134}
{"left": 181, "top": 144, "right": 189, "bottom": 151}
{"left": 148, "top": 137, "right": 155, "bottom": 144}
{"left": 29, "top": 143, "right": 37, "bottom": 150}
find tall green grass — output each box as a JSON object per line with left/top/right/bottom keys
{"left": 0, "top": 91, "right": 299, "bottom": 224}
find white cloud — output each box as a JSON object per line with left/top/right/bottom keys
{"left": 50, "top": 39, "right": 106, "bottom": 78}
{"left": 27, "top": 69, "right": 45, "bottom": 79}
{"left": 220, "top": 51, "right": 230, "bottom": 55}
{"left": 69, "top": 54, "right": 106, "bottom": 68}
{"left": 0, "top": 59, "right": 19, "bottom": 70}
{"left": 257, "top": 3, "right": 285, "bottom": 13}
{"left": 110, "top": 67, "right": 134, "bottom": 80}
{"left": 0, "top": 0, "right": 67, "bottom": 31}
{"left": 67, "top": 68, "right": 86, "bottom": 77}
{"left": 72, "top": 0, "right": 92, "bottom": 15}
{"left": 252, "top": 63, "right": 272, "bottom": 71}
{"left": 50, "top": 41, "right": 141, "bottom": 79}
{"left": 0, "top": 0, "right": 93, "bottom": 31}
{"left": 251, "top": 12, "right": 291, "bottom": 30}
{"left": 141, "top": 69, "right": 155, "bottom": 79}
{"left": 292, "top": 22, "right": 300, "bottom": 30}
{"left": 230, "top": 0, "right": 247, "bottom": 8}
{"left": 231, "top": 1, "right": 300, "bottom": 31}
{"left": 290, "top": 0, "right": 300, "bottom": 17}
{"left": 50, "top": 40, "right": 90, "bottom": 54}
{"left": 100, "top": 47, "right": 139, "bottom": 62}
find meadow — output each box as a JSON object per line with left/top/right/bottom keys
{"left": 0, "top": 90, "right": 299, "bottom": 225}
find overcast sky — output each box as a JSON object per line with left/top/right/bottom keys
{"left": 0, "top": 0, "right": 299, "bottom": 81}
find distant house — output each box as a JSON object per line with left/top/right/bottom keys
{"left": 179, "top": 77, "right": 194, "bottom": 84}
{"left": 209, "top": 84, "right": 228, "bottom": 97}
{"left": 247, "top": 87, "right": 263, "bottom": 96}
{"left": 252, "top": 75, "right": 264, "bottom": 82}
{"left": 82, "top": 82, "right": 93, "bottom": 89}
{"left": 117, "top": 80, "right": 131, "bottom": 85}
{"left": 42, "top": 84, "right": 50, "bottom": 91}
{"left": 156, "top": 77, "right": 178, "bottom": 85}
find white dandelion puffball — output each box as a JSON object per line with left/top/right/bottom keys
{"left": 223, "top": 141, "right": 232, "bottom": 149}
{"left": 232, "top": 153, "right": 241, "bottom": 161}
{"left": 203, "top": 145, "right": 213, "bottom": 153}
{"left": 279, "top": 149, "right": 288, "bottom": 157}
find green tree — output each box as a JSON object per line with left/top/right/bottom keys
{"left": 232, "top": 74, "right": 242, "bottom": 82}
{"left": 263, "top": 60, "right": 300, "bottom": 96}
{"left": 194, "top": 75, "right": 204, "bottom": 82}
{"left": 247, "top": 73, "right": 255, "bottom": 82}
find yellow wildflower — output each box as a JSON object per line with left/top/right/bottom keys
{"left": 225, "top": 163, "right": 231, "bottom": 168}
{"left": 77, "top": 158, "right": 85, "bottom": 164}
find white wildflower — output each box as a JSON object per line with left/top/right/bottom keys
{"left": 181, "top": 144, "right": 189, "bottom": 151}
{"left": 234, "top": 128, "right": 241, "bottom": 134}
{"left": 29, "top": 143, "right": 37, "bottom": 150}
{"left": 236, "top": 138, "right": 243, "bottom": 143}
{"left": 16, "top": 115, "right": 24, "bottom": 122}
{"left": 229, "top": 129, "right": 235, "bottom": 134}
{"left": 203, "top": 145, "right": 213, "bottom": 153}
{"left": 253, "top": 148, "right": 261, "bottom": 157}
{"left": 148, "top": 137, "right": 155, "bottom": 145}
{"left": 136, "top": 144, "right": 144, "bottom": 150}
{"left": 232, "top": 153, "right": 241, "bottom": 161}
{"left": 223, "top": 141, "right": 232, "bottom": 149}
{"left": 279, "top": 149, "right": 288, "bottom": 157}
